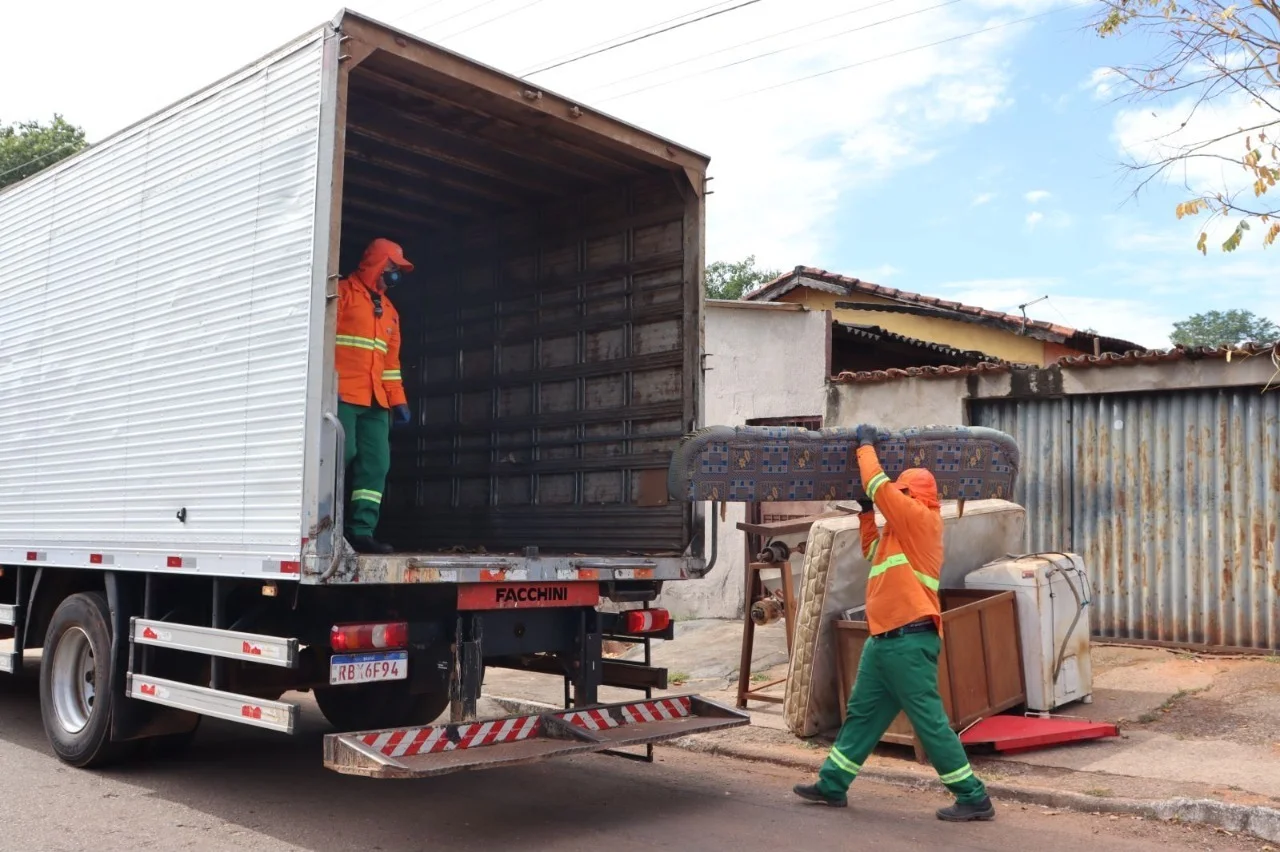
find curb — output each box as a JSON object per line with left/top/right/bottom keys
{"left": 668, "top": 732, "right": 1280, "bottom": 844}
{"left": 488, "top": 697, "right": 1280, "bottom": 844}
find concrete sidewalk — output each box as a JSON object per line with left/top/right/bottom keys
{"left": 483, "top": 619, "right": 1280, "bottom": 843}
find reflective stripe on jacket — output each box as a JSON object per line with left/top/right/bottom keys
{"left": 856, "top": 445, "right": 944, "bottom": 636}
{"left": 335, "top": 241, "right": 408, "bottom": 409}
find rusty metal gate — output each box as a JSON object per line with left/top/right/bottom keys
{"left": 972, "top": 387, "right": 1280, "bottom": 651}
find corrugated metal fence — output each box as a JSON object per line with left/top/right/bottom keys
{"left": 973, "top": 388, "right": 1280, "bottom": 650}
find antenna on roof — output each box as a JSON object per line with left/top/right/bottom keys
{"left": 1016, "top": 295, "right": 1048, "bottom": 334}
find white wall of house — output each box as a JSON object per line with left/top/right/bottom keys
{"left": 658, "top": 301, "right": 831, "bottom": 620}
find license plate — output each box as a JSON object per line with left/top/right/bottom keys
{"left": 329, "top": 651, "right": 408, "bottom": 686}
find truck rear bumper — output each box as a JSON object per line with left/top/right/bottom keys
{"left": 322, "top": 695, "right": 747, "bottom": 778}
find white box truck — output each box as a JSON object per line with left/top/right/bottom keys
{"left": 0, "top": 9, "right": 742, "bottom": 777}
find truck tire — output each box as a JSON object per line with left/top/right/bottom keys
{"left": 39, "top": 591, "right": 128, "bottom": 767}
{"left": 314, "top": 682, "right": 450, "bottom": 732}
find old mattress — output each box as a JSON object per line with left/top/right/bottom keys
{"left": 667, "top": 425, "right": 1019, "bottom": 504}
{"left": 783, "top": 499, "right": 1028, "bottom": 738}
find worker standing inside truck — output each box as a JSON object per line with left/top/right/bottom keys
{"left": 335, "top": 238, "right": 414, "bottom": 555}
{"left": 793, "top": 423, "right": 995, "bottom": 822}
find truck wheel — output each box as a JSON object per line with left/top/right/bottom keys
{"left": 314, "top": 682, "right": 450, "bottom": 732}
{"left": 40, "top": 592, "right": 127, "bottom": 767}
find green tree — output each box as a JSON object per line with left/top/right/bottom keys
{"left": 705, "top": 255, "right": 781, "bottom": 300}
{"left": 0, "top": 116, "right": 88, "bottom": 191}
{"left": 1170, "top": 310, "right": 1279, "bottom": 347}
{"left": 1095, "top": 1, "right": 1279, "bottom": 252}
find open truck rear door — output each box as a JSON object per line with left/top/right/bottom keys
{"left": 324, "top": 695, "right": 747, "bottom": 778}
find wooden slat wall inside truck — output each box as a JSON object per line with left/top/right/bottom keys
{"left": 381, "top": 174, "right": 695, "bottom": 556}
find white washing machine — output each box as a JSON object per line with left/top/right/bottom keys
{"left": 964, "top": 553, "right": 1094, "bottom": 713}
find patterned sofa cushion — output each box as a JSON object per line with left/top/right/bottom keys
{"left": 667, "top": 425, "right": 1020, "bottom": 504}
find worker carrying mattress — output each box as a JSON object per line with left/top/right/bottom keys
{"left": 666, "top": 424, "right": 1019, "bottom": 505}
{"left": 665, "top": 423, "right": 1025, "bottom": 737}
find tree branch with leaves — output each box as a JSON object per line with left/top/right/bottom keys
{"left": 0, "top": 116, "right": 87, "bottom": 191}
{"left": 1170, "top": 308, "right": 1279, "bottom": 345}
{"left": 1096, "top": 0, "right": 1279, "bottom": 252}
{"left": 704, "top": 256, "right": 782, "bottom": 300}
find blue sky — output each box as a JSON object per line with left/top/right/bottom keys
{"left": 4, "top": 0, "right": 1274, "bottom": 347}
{"left": 815, "top": 5, "right": 1277, "bottom": 347}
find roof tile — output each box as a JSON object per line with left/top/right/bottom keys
{"left": 831, "top": 342, "right": 1280, "bottom": 385}
{"left": 750, "top": 266, "right": 1109, "bottom": 344}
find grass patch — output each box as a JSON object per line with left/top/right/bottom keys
{"left": 669, "top": 671, "right": 690, "bottom": 685}
{"left": 1084, "top": 788, "right": 1115, "bottom": 798}
{"left": 1135, "top": 686, "right": 1208, "bottom": 724}
{"left": 751, "top": 672, "right": 771, "bottom": 683}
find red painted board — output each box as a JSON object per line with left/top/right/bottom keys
{"left": 457, "top": 582, "right": 600, "bottom": 611}
{"left": 960, "top": 715, "right": 1120, "bottom": 754}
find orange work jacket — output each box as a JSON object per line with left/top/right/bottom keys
{"left": 856, "top": 445, "right": 944, "bottom": 636}
{"left": 336, "top": 240, "right": 409, "bottom": 409}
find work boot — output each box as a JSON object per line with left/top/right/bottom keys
{"left": 792, "top": 783, "right": 848, "bottom": 808}
{"left": 347, "top": 534, "right": 394, "bottom": 555}
{"left": 936, "top": 797, "right": 995, "bottom": 822}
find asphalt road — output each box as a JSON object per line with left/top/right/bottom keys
{"left": 0, "top": 675, "right": 1262, "bottom": 851}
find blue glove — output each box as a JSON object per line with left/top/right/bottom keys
{"left": 854, "top": 423, "right": 878, "bottom": 447}
{"left": 392, "top": 404, "right": 412, "bottom": 426}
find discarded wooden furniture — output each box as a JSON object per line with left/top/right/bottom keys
{"left": 734, "top": 505, "right": 847, "bottom": 708}
{"left": 833, "top": 589, "right": 1025, "bottom": 762}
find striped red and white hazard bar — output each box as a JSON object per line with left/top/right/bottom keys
{"left": 356, "top": 697, "right": 694, "bottom": 758}
{"left": 360, "top": 714, "right": 542, "bottom": 759}
{"left": 560, "top": 697, "right": 691, "bottom": 731}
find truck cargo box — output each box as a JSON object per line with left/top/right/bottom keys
{"left": 0, "top": 10, "right": 710, "bottom": 585}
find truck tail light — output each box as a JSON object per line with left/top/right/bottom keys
{"left": 330, "top": 621, "right": 409, "bottom": 652}
{"left": 621, "top": 609, "right": 671, "bottom": 634}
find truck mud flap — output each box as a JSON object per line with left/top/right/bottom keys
{"left": 323, "top": 695, "right": 749, "bottom": 779}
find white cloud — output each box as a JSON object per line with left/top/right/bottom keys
{"left": 1024, "top": 189, "right": 1052, "bottom": 204}
{"left": 971, "top": 192, "right": 997, "bottom": 206}
{"left": 0, "top": 0, "right": 1070, "bottom": 272}
{"left": 1113, "top": 92, "right": 1274, "bottom": 202}
{"left": 863, "top": 263, "right": 902, "bottom": 281}
{"left": 1026, "top": 209, "right": 1072, "bottom": 231}
{"left": 937, "top": 277, "right": 1178, "bottom": 348}
{"left": 1106, "top": 208, "right": 1269, "bottom": 256}
{"left": 1084, "top": 67, "right": 1121, "bottom": 101}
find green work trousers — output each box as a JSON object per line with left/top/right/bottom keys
{"left": 817, "top": 630, "right": 988, "bottom": 805}
{"left": 338, "top": 402, "right": 391, "bottom": 538}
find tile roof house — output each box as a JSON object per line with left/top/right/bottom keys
{"left": 745, "top": 267, "right": 1141, "bottom": 366}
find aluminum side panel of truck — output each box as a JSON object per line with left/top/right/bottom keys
{"left": 0, "top": 11, "right": 708, "bottom": 583}
{"left": 0, "top": 30, "right": 331, "bottom": 578}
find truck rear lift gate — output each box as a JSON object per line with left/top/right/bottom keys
{"left": 324, "top": 695, "right": 748, "bottom": 779}
{"left": 126, "top": 615, "right": 302, "bottom": 734}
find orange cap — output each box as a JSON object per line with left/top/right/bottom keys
{"left": 366, "top": 237, "right": 414, "bottom": 273}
